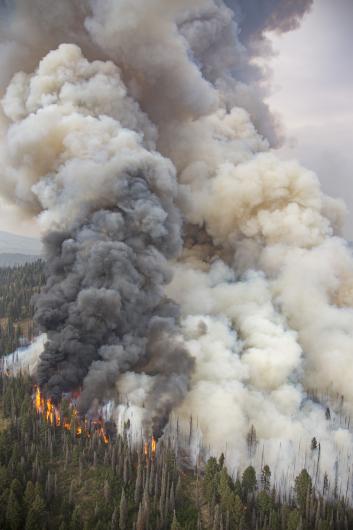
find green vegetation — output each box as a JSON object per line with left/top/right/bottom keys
{"left": 0, "top": 374, "right": 353, "bottom": 529}
{"left": 0, "top": 374, "right": 198, "bottom": 529}
{"left": 0, "top": 260, "right": 45, "bottom": 356}
{"left": 1, "top": 263, "right": 353, "bottom": 529}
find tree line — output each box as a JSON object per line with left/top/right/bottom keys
{"left": 0, "top": 373, "right": 353, "bottom": 530}
{"left": 0, "top": 260, "right": 45, "bottom": 356}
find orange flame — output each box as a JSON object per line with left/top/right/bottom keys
{"left": 32, "top": 386, "right": 110, "bottom": 444}
{"left": 102, "top": 430, "right": 109, "bottom": 444}
{"left": 143, "top": 436, "right": 157, "bottom": 458}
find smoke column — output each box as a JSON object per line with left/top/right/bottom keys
{"left": 1, "top": 0, "right": 353, "bottom": 492}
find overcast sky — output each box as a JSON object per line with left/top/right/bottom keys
{"left": 0, "top": 0, "right": 352, "bottom": 240}
{"left": 267, "top": 0, "right": 353, "bottom": 239}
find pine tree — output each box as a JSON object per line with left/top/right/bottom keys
{"left": 242, "top": 466, "right": 257, "bottom": 498}
{"left": 246, "top": 425, "right": 257, "bottom": 457}
{"left": 232, "top": 496, "right": 244, "bottom": 527}
{"left": 103, "top": 479, "right": 111, "bottom": 502}
{"left": 261, "top": 465, "right": 271, "bottom": 492}
{"left": 204, "top": 457, "right": 219, "bottom": 503}
{"left": 295, "top": 469, "right": 312, "bottom": 511}
{"left": 119, "top": 489, "right": 128, "bottom": 530}
{"left": 171, "top": 510, "right": 181, "bottom": 530}
{"left": 10, "top": 478, "right": 22, "bottom": 499}
{"left": 311, "top": 437, "right": 318, "bottom": 451}
{"left": 25, "top": 494, "right": 45, "bottom": 530}
{"left": 70, "top": 506, "right": 82, "bottom": 530}
{"left": 218, "top": 467, "right": 234, "bottom": 514}
{"left": 213, "top": 504, "right": 220, "bottom": 530}
{"left": 25, "top": 507, "right": 41, "bottom": 530}
{"left": 111, "top": 507, "right": 118, "bottom": 530}
{"left": 134, "top": 460, "right": 143, "bottom": 504}
{"left": 136, "top": 502, "right": 144, "bottom": 530}
{"left": 6, "top": 489, "right": 22, "bottom": 530}
{"left": 257, "top": 490, "right": 272, "bottom": 516}
{"left": 287, "top": 509, "right": 300, "bottom": 530}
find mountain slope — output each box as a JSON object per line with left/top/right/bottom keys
{"left": 0, "top": 230, "right": 42, "bottom": 255}
{"left": 0, "top": 253, "right": 41, "bottom": 267}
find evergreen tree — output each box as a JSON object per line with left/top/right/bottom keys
{"left": 70, "top": 506, "right": 83, "bottom": 530}
{"left": 311, "top": 437, "right": 318, "bottom": 451}
{"left": 242, "top": 466, "right": 257, "bottom": 498}
{"left": 6, "top": 489, "right": 22, "bottom": 530}
{"left": 257, "top": 490, "right": 272, "bottom": 516}
{"left": 119, "top": 489, "right": 128, "bottom": 530}
{"left": 261, "top": 465, "right": 271, "bottom": 492}
{"left": 218, "top": 467, "right": 234, "bottom": 514}
{"left": 25, "top": 494, "right": 46, "bottom": 530}
{"left": 231, "top": 495, "right": 244, "bottom": 527}
{"left": 204, "top": 457, "right": 220, "bottom": 503}
{"left": 295, "top": 469, "right": 312, "bottom": 511}
{"left": 287, "top": 509, "right": 300, "bottom": 530}
{"left": 246, "top": 425, "right": 257, "bottom": 457}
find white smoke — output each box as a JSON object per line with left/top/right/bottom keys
{"left": 0, "top": 0, "right": 352, "bottom": 496}
{"left": 3, "top": 334, "right": 46, "bottom": 375}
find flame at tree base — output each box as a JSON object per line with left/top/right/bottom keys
{"left": 33, "top": 386, "right": 110, "bottom": 444}
{"left": 144, "top": 435, "right": 157, "bottom": 458}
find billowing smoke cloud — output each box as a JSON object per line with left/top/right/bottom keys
{"left": 0, "top": 43, "right": 193, "bottom": 435}
{"left": 226, "top": 0, "right": 314, "bottom": 41}
{"left": 1, "top": 0, "right": 353, "bottom": 494}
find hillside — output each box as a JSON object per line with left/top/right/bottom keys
{"left": 0, "top": 374, "right": 352, "bottom": 530}
{"left": 0, "top": 231, "right": 42, "bottom": 267}
{"left": 0, "top": 231, "right": 42, "bottom": 256}
{"left": 0, "top": 254, "right": 41, "bottom": 267}
{"left": 0, "top": 263, "right": 352, "bottom": 529}
{"left": 0, "top": 260, "right": 45, "bottom": 356}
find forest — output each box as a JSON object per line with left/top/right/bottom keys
{"left": 0, "top": 373, "right": 353, "bottom": 530}
{"left": 0, "top": 260, "right": 45, "bottom": 356}
{"left": 1, "top": 264, "right": 353, "bottom": 529}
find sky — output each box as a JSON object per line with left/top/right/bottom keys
{"left": 267, "top": 0, "right": 353, "bottom": 239}
{"left": 0, "top": 0, "right": 352, "bottom": 239}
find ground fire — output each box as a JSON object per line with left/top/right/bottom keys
{"left": 144, "top": 435, "right": 157, "bottom": 458}
{"left": 33, "top": 386, "right": 110, "bottom": 444}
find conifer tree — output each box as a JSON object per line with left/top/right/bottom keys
{"left": 171, "top": 510, "right": 181, "bottom": 530}
{"left": 242, "top": 466, "right": 257, "bottom": 498}
{"left": 261, "top": 465, "right": 271, "bottom": 492}
{"left": 134, "top": 460, "right": 143, "bottom": 504}
{"left": 295, "top": 469, "right": 312, "bottom": 511}
{"left": 6, "top": 489, "right": 22, "bottom": 530}
{"left": 70, "top": 506, "right": 82, "bottom": 530}
{"left": 24, "top": 480, "right": 35, "bottom": 509}
{"left": 119, "top": 489, "right": 128, "bottom": 530}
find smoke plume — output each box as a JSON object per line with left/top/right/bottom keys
{"left": 1, "top": 0, "right": 353, "bottom": 493}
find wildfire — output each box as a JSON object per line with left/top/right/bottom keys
{"left": 35, "top": 386, "right": 42, "bottom": 412}
{"left": 152, "top": 435, "right": 157, "bottom": 455}
{"left": 33, "top": 386, "right": 109, "bottom": 444}
{"left": 144, "top": 436, "right": 157, "bottom": 458}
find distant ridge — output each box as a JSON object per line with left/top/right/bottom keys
{"left": 0, "top": 230, "right": 42, "bottom": 267}
{"left": 0, "top": 230, "right": 42, "bottom": 255}
{"left": 0, "top": 253, "right": 42, "bottom": 267}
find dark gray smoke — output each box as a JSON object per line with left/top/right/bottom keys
{"left": 0, "top": 0, "right": 315, "bottom": 440}
{"left": 226, "top": 0, "right": 314, "bottom": 42}
{"left": 36, "top": 167, "right": 194, "bottom": 431}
